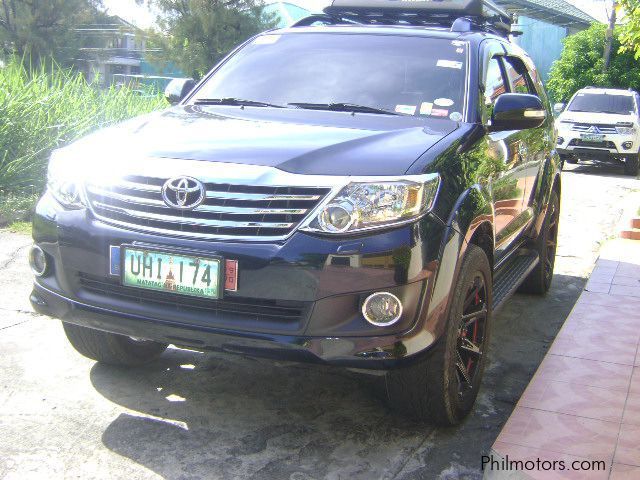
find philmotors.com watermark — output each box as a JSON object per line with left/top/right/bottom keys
{"left": 481, "top": 454, "right": 606, "bottom": 473}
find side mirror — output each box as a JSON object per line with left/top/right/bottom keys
{"left": 164, "top": 78, "right": 196, "bottom": 105}
{"left": 490, "top": 93, "right": 547, "bottom": 132}
{"left": 553, "top": 102, "right": 566, "bottom": 114}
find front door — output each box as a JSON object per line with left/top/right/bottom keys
{"left": 502, "top": 55, "right": 548, "bottom": 222}
{"left": 482, "top": 54, "right": 529, "bottom": 262}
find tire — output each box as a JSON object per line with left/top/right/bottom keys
{"left": 384, "top": 244, "right": 492, "bottom": 425}
{"left": 519, "top": 190, "right": 560, "bottom": 295}
{"left": 62, "top": 322, "right": 168, "bottom": 366}
{"left": 565, "top": 157, "right": 578, "bottom": 165}
{"left": 624, "top": 155, "right": 639, "bottom": 176}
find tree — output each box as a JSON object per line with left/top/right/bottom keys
{"left": 619, "top": 0, "right": 640, "bottom": 59}
{"left": 147, "top": 0, "right": 277, "bottom": 79}
{"left": 0, "top": 0, "right": 105, "bottom": 67}
{"left": 547, "top": 23, "right": 640, "bottom": 102}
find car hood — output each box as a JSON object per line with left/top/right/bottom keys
{"left": 64, "top": 105, "right": 459, "bottom": 176}
{"left": 558, "top": 111, "right": 637, "bottom": 125}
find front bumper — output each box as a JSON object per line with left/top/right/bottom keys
{"left": 556, "top": 126, "right": 639, "bottom": 161}
{"left": 31, "top": 192, "right": 447, "bottom": 369}
{"left": 31, "top": 282, "right": 433, "bottom": 369}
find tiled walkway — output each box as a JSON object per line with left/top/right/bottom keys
{"left": 487, "top": 239, "right": 640, "bottom": 479}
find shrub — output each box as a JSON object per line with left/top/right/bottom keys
{"left": 0, "top": 57, "right": 167, "bottom": 193}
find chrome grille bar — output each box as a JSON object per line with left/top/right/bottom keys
{"left": 93, "top": 202, "right": 296, "bottom": 229}
{"left": 119, "top": 180, "right": 162, "bottom": 193}
{"left": 571, "top": 124, "right": 618, "bottom": 134}
{"left": 85, "top": 166, "right": 333, "bottom": 240}
{"left": 205, "top": 191, "right": 323, "bottom": 202}
{"left": 87, "top": 185, "right": 309, "bottom": 215}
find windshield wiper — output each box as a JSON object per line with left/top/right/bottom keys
{"left": 288, "top": 102, "right": 401, "bottom": 116}
{"left": 193, "top": 97, "right": 286, "bottom": 108}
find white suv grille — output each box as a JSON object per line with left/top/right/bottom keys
{"left": 571, "top": 123, "right": 618, "bottom": 134}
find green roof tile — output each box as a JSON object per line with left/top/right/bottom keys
{"left": 495, "top": 0, "right": 597, "bottom": 26}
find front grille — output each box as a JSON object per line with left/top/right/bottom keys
{"left": 77, "top": 273, "right": 310, "bottom": 323}
{"left": 569, "top": 139, "right": 616, "bottom": 149}
{"left": 571, "top": 123, "right": 618, "bottom": 134}
{"left": 85, "top": 175, "right": 331, "bottom": 240}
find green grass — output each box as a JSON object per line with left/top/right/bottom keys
{"left": 3, "top": 221, "right": 32, "bottom": 235}
{"left": 0, "top": 191, "right": 39, "bottom": 225}
{"left": 0, "top": 57, "right": 167, "bottom": 193}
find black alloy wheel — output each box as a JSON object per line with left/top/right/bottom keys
{"left": 519, "top": 190, "right": 560, "bottom": 295}
{"left": 456, "top": 274, "right": 488, "bottom": 401}
{"left": 543, "top": 196, "right": 559, "bottom": 286}
{"left": 384, "top": 244, "right": 492, "bottom": 425}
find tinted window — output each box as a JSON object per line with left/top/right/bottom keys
{"left": 482, "top": 57, "right": 507, "bottom": 123}
{"left": 484, "top": 57, "right": 507, "bottom": 107}
{"left": 568, "top": 93, "right": 636, "bottom": 115}
{"left": 503, "top": 57, "right": 535, "bottom": 95}
{"left": 192, "top": 33, "right": 468, "bottom": 118}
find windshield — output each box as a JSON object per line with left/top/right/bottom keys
{"left": 568, "top": 92, "right": 636, "bottom": 115}
{"left": 191, "top": 33, "right": 468, "bottom": 119}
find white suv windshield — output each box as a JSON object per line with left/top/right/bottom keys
{"left": 191, "top": 33, "right": 468, "bottom": 117}
{"left": 568, "top": 93, "right": 636, "bottom": 115}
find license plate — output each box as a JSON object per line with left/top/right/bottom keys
{"left": 122, "top": 248, "right": 222, "bottom": 299}
{"left": 581, "top": 133, "right": 605, "bottom": 142}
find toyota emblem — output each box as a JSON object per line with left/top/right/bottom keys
{"left": 162, "top": 176, "right": 205, "bottom": 210}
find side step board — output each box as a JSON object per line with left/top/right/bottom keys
{"left": 492, "top": 252, "right": 540, "bottom": 313}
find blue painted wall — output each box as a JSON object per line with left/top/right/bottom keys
{"left": 515, "top": 15, "right": 568, "bottom": 82}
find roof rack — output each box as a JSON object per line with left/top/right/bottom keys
{"left": 291, "top": 0, "right": 513, "bottom": 38}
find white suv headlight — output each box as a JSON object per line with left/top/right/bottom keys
{"left": 302, "top": 174, "right": 440, "bottom": 234}
{"left": 47, "top": 150, "right": 86, "bottom": 209}
{"left": 617, "top": 126, "right": 636, "bottom": 135}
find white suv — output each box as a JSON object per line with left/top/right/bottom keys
{"left": 556, "top": 87, "right": 640, "bottom": 176}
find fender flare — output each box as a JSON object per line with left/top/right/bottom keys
{"left": 424, "top": 186, "right": 494, "bottom": 339}
{"left": 531, "top": 153, "right": 562, "bottom": 238}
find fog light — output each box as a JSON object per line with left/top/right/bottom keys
{"left": 362, "top": 292, "right": 403, "bottom": 327}
{"left": 623, "top": 141, "right": 634, "bottom": 150}
{"left": 29, "top": 245, "right": 47, "bottom": 277}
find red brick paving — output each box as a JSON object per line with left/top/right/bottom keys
{"left": 487, "top": 239, "right": 640, "bottom": 479}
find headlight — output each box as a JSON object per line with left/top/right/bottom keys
{"left": 47, "top": 150, "right": 86, "bottom": 209}
{"left": 302, "top": 174, "right": 440, "bottom": 234}
{"left": 617, "top": 126, "right": 636, "bottom": 135}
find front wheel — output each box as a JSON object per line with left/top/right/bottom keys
{"left": 624, "top": 155, "right": 639, "bottom": 176}
{"left": 62, "top": 322, "right": 168, "bottom": 366}
{"left": 384, "top": 245, "right": 492, "bottom": 425}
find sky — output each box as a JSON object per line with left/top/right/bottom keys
{"left": 102, "top": 0, "right": 613, "bottom": 29}
{"left": 102, "top": 0, "right": 156, "bottom": 28}
{"left": 566, "top": 0, "right": 611, "bottom": 22}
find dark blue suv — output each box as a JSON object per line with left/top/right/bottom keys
{"left": 29, "top": 0, "right": 561, "bottom": 424}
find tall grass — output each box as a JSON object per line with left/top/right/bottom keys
{"left": 0, "top": 57, "right": 168, "bottom": 193}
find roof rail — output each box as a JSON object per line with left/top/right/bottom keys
{"left": 291, "top": 0, "right": 513, "bottom": 38}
